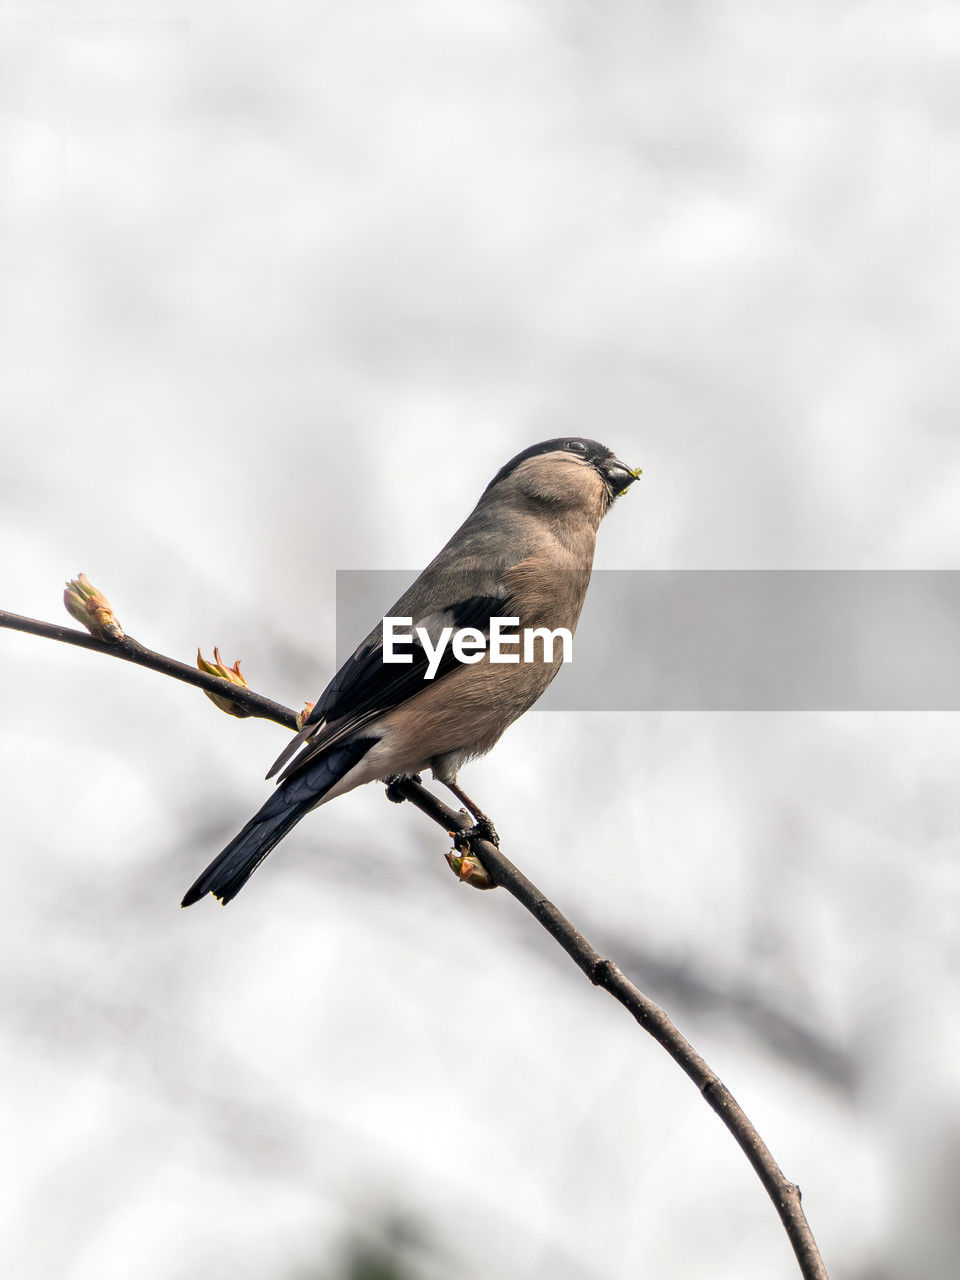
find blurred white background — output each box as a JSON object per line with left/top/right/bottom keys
{"left": 1, "top": 3, "right": 957, "bottom": 1278}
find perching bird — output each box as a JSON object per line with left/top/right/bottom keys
{"left": 182, "top": 438, "right": 638, "bottom": 906}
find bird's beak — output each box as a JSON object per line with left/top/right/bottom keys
{"left": 601, "top": 458, "right": 642, "bottom": 498}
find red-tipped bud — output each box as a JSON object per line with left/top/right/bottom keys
{"left": 444, "top": 848, "right": 495, "bottom": 890}
{"left": 63, "top": 573, "right": 124, "bottom": 640}
{"left": 197, "top": 646, "right": 250, "bottom": 717}
{"left": 295, "top": 701, "right": 316, "bottom": 731}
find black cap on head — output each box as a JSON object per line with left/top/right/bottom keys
{"left": 484, "top": 438, "right": 615, "bottom": 494}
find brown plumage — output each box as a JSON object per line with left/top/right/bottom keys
{"left": 182, "top": 438, "right": 638, "bottom": 906}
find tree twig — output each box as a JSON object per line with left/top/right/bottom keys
{"left": 0, "top": 604, "right": 829, "bottom": 1280}
{"left": 0, "top": 609, "right": 296, "bottom": 727}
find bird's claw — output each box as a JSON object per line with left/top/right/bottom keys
{"left": 473, "top": 816, "right": 500, "bottom": 846}
{"left": 452, "top": 815, "right": 499, "bottom": 850}
{"left": 385, "top": 773, "right": 422, "bottom": 804}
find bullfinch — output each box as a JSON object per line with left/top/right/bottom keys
{"left": 182, "top": 438, "right": 638, "bottom": 905}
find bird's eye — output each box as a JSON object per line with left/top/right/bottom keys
{"left": 565, "top": 440, "right": 588, "bottom": 455}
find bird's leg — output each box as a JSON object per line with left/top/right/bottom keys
{"left": 441, "top": 780, "right": 500, "bottom": 847}
{"left": 384, "top": 773, "right": 422, "bottom": 804}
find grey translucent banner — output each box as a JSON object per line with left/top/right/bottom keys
{"left": 335, "top": 571, "right": 960, "bottom": 711}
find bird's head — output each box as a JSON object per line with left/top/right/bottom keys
{"left": 483, "top": 438, "right": 640, "bottom": 520}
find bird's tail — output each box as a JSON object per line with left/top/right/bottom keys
{"left": 181, "top": 737, "right": 376, "bottom": 907}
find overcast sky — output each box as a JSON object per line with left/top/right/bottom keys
{"left": 1, "top": 4, "right": 957, "bottom": 1279}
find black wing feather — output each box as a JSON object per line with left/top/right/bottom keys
{"left": 271, "top": 593, "right": 511, "bottom": 782}
{"left": 314, "top": 593, "right": 505, "bottom": 725}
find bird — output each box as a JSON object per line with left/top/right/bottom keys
{"left": 182, "top": 438, "right": 639, "bottom": 906}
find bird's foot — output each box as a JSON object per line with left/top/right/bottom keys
{"left": 452, "top": 814, "right": 499, "bottom": 850}
{"left": 445, "top": 813, "right": 500, "bottom": 889}
{"left": 385, "top": 773, "right": 422, "bottom": 804}
{"left": 470, "top": 815, "right": 500, "bottom": 847}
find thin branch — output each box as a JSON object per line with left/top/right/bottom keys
{"left": 392, "top": 779, "right": 827, "bottom": 1277}
{"left": 0, "top": 610, "right": 297, "bottom": 727}
{"left": 0, "top": 605, "right": 829, "bottom": 1280}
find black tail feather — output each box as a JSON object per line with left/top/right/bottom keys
{"left": 181, "top": 803, "right": 307, "bottom": 906}
{"left": 182, "top": 737, "right": 376, "bottom": 906}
